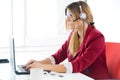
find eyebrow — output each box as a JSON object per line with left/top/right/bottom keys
{"left": 66, "top": 12, "right": 72, "bottom": 18}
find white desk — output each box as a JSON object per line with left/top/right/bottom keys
{"left": 0, "top": 52, "right": 94, "bottom": 80}
{"left": 0, "top": 63, "right": 94, "bottom": 80}
{"left": 0, "top": 63, "right": 30, "bottom": 80}
{"left": 0, "top": 51, "right": 50, "bottom": 80}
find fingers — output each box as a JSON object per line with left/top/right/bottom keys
{"left": 23, "top": 59, "right": 36, "bottom": 68}
{"left": 23, "top": 59, "right": 44, "bottom": 71}
{"left": 22, "top": 59, "right": 36, "bottom": 71}
{"left": 24, "top": 64, "right": 32, "bottom": 71}
{"left": 24, "top": 61, "right": 43, "bottom": 71}
{"left": 24, "top": 62, "right": 38, "bottom": 71}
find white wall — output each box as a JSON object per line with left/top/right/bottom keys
{"left": 0, "top": 0, "right": 120, "bottom": 53}
{"left": 88, "top": 0, "right": 120, "bottom": 42}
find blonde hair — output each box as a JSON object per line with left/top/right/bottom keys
{"left": 69, "top": 31, "right": 80, "bottom": 54}
{"left": 65, "top": 1, "right": 94, "bottom": 54}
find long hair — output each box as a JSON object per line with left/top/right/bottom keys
{"left": 65, "top": 1, "right": 94, "bottom": 54}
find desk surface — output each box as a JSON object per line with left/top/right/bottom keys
{"left": 0, "top": 52, "right": 93, "bottom": 80}
{"left": 0, "top": 63, "right": 94, "bottom": 80}
{"left": 0, "top": 63, "right": 30, "bottom": 80}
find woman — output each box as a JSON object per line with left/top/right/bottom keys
{"left": 24, "top": 1, "right": 110, "bottom": 79}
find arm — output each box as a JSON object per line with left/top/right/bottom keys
{"left": 24, "top": 31, "right": 73, "bottom": 72}
{"left": 25, "top": 62, "right": 66, "bottom": 73}
{"left": 24, "top": 41, "right": 69, "bottom": 72}
{"left": 24, "top": 40, "right": 71, "bottom": 72}
{"left": 23, "top": 56, "right": 53, "bottom": 68}
{"left": 24, "top": 56, "right": 72, "bottom": 73}
{"left": 24, "top": 40, "right": 69, "bottom": 71}
{"left": 38, "top": 58, "right": 52, "bottom": 64}
{"left": 51, "top": 31, "right": 73, "bottom": 64}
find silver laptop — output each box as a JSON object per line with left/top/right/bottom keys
{"left": 10, "top": 36, "right": 30, "bottom": 74}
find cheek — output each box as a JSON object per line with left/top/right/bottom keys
{"left": 75, "top": 25, "right": 79, "bottom": 29}
{"left": 68, "top": 22, "right": 75, "bottom": 29}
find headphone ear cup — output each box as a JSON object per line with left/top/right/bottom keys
{"left": 79, "top": 12, "right": 87, "bottom": 20}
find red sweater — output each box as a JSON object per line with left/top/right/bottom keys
{"left": 52, "top": 25, "right": 111, "bottom": 79}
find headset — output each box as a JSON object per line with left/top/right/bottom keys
{"left": 73, "top": 1, "right": 87, "bottom": 22}
{"left": 78, "top": 1, "right": 87, "bottom": 20}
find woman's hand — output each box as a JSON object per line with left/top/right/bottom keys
{"left": 22, "top": 58, "right": 52, "bottom": 71}
{"left": 23, "top": 59, "right": 37, "bottom": 70}
{"left": 23, "top": 60, "right": 66, "bottom": 73}
{"left": 24, "top": 61, "right": 45, "bottom": 71}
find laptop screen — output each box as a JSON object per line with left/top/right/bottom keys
{"left": 9, "top": 36, "right": 30, "bottom": 74}
{"left": 9, "top": 36, "right": 16, "bottom": 72}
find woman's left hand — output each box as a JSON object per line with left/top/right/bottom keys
{"left": 25, "top": 61, "right": 44, "bottom": 71}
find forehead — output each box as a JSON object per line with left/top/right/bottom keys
{"left": 66, "top": 9, "right": 72, "bottom": 15}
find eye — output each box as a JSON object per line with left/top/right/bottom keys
{"left": 66, "top": 12, "right": 72, "bottom": 18}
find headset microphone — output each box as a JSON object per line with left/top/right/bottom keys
{"left": 73, "top": 18, "right": 80, "bottom": 22}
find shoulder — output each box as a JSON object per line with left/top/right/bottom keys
{"left": 91, "top": 28, "right": 104, "bottom": 38}
{"left": 85, "top": 26, "right": 105, "bottom": 43}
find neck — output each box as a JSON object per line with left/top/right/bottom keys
{"left": 77, "top": 21, "right": 88, "bottom": 38}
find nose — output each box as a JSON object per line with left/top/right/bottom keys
{"left": 66, "top": 16, "right": 72, "bottom": 22}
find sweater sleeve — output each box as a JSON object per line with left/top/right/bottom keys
{"left": 51, "top": 31, "right": 73, "bottom": 64}
{"left": 51, "top": 40, "right": 69, "bottom": 64}
{"left": 48, "top": 55, "right": 73, "bottom": 73}
{"left": 63, "top": 62, "right": 72, "bottom": 73}
{"left": 72, "top": 33, "right": 105, "bottom": 72}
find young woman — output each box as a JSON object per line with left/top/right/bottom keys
{"left": 23, "top": 1, "right": 111, "bottom": 79}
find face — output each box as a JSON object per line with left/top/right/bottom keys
{"left": 66, "top": 9, "right": 75, "bottom": 29}
{"left": 66, "top": 9, "right": 82, "bottom": 30}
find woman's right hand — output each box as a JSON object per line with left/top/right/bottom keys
{"left": 22, "top": 59, "right": 37, "bottom": 69}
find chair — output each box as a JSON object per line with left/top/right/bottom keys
{"left": 105, "top": 42, "right": 120, "bottom": 79}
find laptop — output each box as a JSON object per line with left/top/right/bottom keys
{"left": 9, "top": 36, "right": 30, "bottom": 74}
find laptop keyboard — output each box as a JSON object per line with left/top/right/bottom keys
{"left": 17, "top": 65, "right": 26, "bottom": 72}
